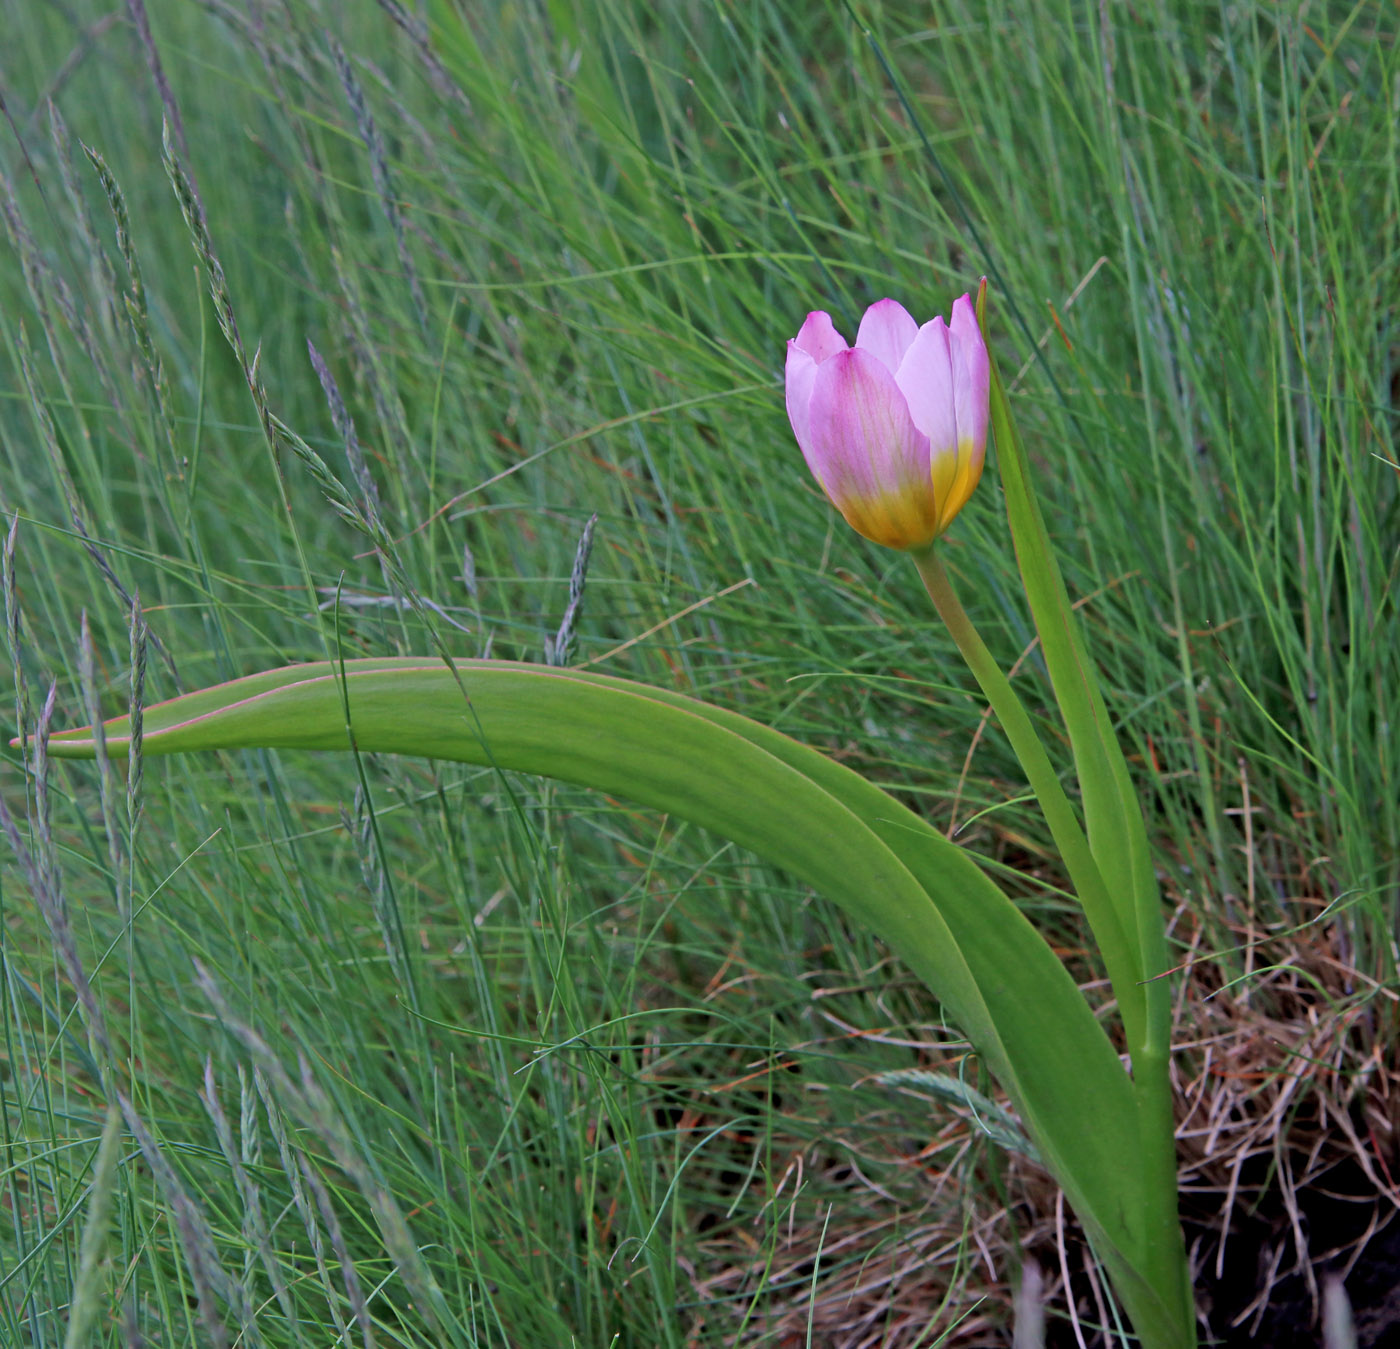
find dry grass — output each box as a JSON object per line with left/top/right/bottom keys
{"left": 677, "top": 848, "right": 1400, "bottom": 1348}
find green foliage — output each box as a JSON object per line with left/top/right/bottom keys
{"left": 1, "top": 1, "right": 1395, "bottom": 1343}
{"left": 45, "top": 655, "right": 1166, "bottom": 1331}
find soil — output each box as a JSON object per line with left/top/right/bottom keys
{"left": 1187, "top": 1151, "right": 1400, "bottom": 1348}
{"left": 1042, "top": 1151, "right": 1400, "bottom": 1347}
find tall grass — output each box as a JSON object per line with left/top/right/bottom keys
{"left": 1, "top": 1, "right": 1395, "bottom": 1343}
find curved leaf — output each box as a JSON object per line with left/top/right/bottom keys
{"left": 44, "top": 657, "right": 1165, "bottom": 1310}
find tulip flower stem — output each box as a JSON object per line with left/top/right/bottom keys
{"left": 918, "top": 547, "right": 1192, "bottom": 1348}
{"left": 1135, "top": 1038, "right": 1195, "bottom": 1343}
{"left": 912, "top": 546, "right": 1148, "bottom": 1057}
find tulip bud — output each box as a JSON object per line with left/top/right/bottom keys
{"left": 785, "top": 295, "right": 989, "bottom": 551}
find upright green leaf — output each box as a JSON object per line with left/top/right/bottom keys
{"left": 980, "top": 290, "right": 1167, "bottom": 1009}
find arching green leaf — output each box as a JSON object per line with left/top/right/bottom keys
{"left": 44, "top": 657, "right": 1181, "bottom": 1335}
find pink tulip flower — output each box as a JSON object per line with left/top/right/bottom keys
{"left": 785, "top": 295, "right": 990, "bottom": 551}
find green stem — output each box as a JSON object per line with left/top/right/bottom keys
{"left": 913, "top": 546, "right": 1147, "bottom": 1056}
{"left": 1135, "top": 1040, "right": 1194, "bottom": 1345}
{"left": 917, "top": 548, "right": 1191, "bottom": 1346}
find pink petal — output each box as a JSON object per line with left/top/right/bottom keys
{"left": 949, "top": 294, "right": 990, "bottom": 459}
{"left": 894, "top": 318, "right": 957, "bottom": 453}
{"left": 784, "top": 341, "right": 820, "bottom": 458}
{"left": 805, "top": 347, "right": 925, "bottom": 493}
{"left": 804, "top": 348, "right": 939, "bottom": 550}
{"left": 793, "top": 311, "right": 848, "bottom": 362}
{"left": 855, "top": 298, "right": 919, "bottom": 373}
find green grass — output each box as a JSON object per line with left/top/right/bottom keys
{"left": 1, "top": 1, "right": 1396, "bottom": 1344}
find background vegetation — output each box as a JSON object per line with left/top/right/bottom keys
{"left": 1, "top": 1, "right": 1396, "bottom": 1343}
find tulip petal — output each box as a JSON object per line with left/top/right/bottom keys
{"left": 855, "top": 298, "right": 919, "bottom": 373}
{"left": 785, "top": 342, "right": 821, "bottom": 458}
{"left": 932, "top": 297, "right": 989, "bottom": 531}
{"left": 894, "top": 318, "right": 957, "bottom": 453}
{"left": 928, "top": 440, "right": 964, "bottom": 533}
{"left": 805, "top": 347, "right": 939, "bottom": 550}
{"left": 936, "top": 440, "right": 987, "bottom": 533}
{"left": 949, "top": 294, "right": 990, "bottom": 461}
{"left": 793, "top": 310, "right": 848, "bottom": 362}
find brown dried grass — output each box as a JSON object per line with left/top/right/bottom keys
{"left": 684, "top": 880, "right": 1400, "bottom": 1347}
